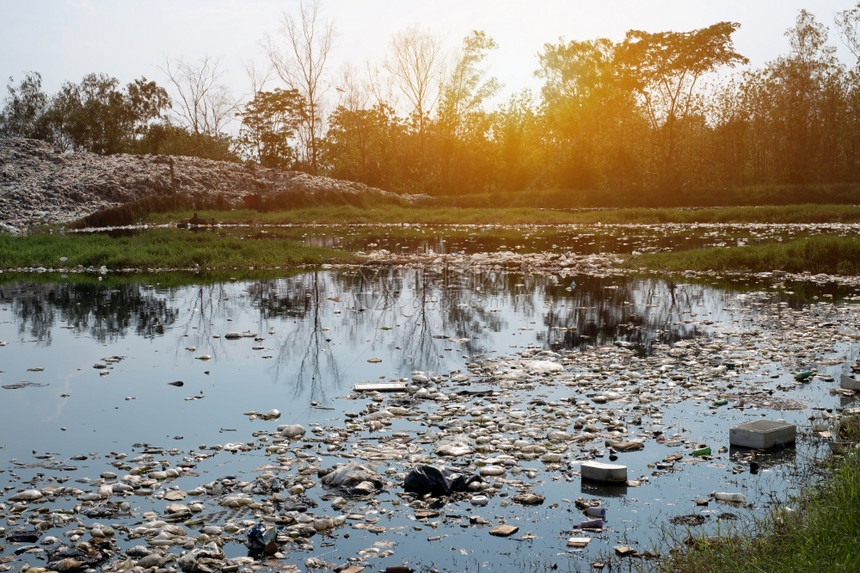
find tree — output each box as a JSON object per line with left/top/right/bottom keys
{"left": 237, "top": 88, "right": 306, "bottom": 168}
{"left": 162, "top": 55, "right": 237, "bottom": 138}
{"left": 432, "top": 31, "right": 501, "bottom": 193}
{"left": 322, "top": 103, "right": 406, "bottom": 189}
{"left": 384, "top": 26, "right": 445, "bottom": 136}
{"left": 266, "top": 0, "right": 334, "bottom": 174}
{"left": 615, "top": 22, "right": 748, "bottom": 190}
{"left": 835, "top": 2, "right": 860, "bottom": 62}
{"left": 0, "top": 71, "right": 50, "bottom": 139}
{"left": 536, "top": 37, "right": 621, "bottom": 189}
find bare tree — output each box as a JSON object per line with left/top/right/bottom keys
{"left": 835, "top": 2, "right": 860, "bottom": 61}
{"left": 162, "top": 55, "right": 237, "bottom": 136}
{"left": 384, "top": 26, "right": 445, "bottom": 135}
{"left": 334, "top": 63, "right": 372, "bottom": 112}
{"left": 266, "top": 0, "right": 334, "bottom": 174}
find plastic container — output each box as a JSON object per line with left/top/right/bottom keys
{"left": 713, "top": 491, "right": 746, "bottom": 503}
{"left": 580, "top": 461, "right": 627, "bottom": 483}
{"left": 573, "top": 519, "right": 604, "bottom": 529}
{"left": 584, "top": 506, "right": 606, "bottom": 518}
{"left": 692, "top": 446, "right": 711, "bottom": 457}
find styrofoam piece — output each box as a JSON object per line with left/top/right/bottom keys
{"left": 730, "top": 420, "right": 796, "bottom": 449}
{"left": 840, "top": 374, "right": 860, "bottom": 391}
{"left": 354, "top": 382, "right": 407, "bottom": 392}
{"left": 580, "top": 461, "right": 627, "bottom": 483}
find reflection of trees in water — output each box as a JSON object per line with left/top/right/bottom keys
{"left": 539, "top": 276, "right": 707, "bottom": 355}
{"left": 246, "top": 273, "right": 339, "bottom": 404}
{"left": 0, "top": 282, "right": 179, "bottom": 344}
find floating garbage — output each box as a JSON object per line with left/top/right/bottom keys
{"left": 246, "top": 523, "right": 282, "bottom": 554}
{"left": 840, "top": 374, "right": 860, "bottom": 391}
{"left": 730, "top": 420, "right": 796, "bottom": 450}
{"left": 573, "top": 519, "right": 604, "bottom": 530}
{"left": 320, "top": 462, "right": 384, "bottom": 497}
{"left": 794, "top": 370, "right": 814, "bottom": 382}
{"left": 354, "top": 381, "right": 407, "bottom": 392}
{"left": 692, "top": 446, "right": 712, "bottom": 457}
{"left": 580, "top": 461, "right": 627, "bottom": 483}
{"left": 403, "top": 465, "right": 483, "bottom": 497}
{"left": 584, "top": 506, "right": 606, "bottom": 518}
{"left": 489, "top": 524, "right": 519, "bottom": 537}
{"left": 712, "top": 491, "right": 746, "bottom": 504}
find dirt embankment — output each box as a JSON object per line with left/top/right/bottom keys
{"left": 0, "top": 137, "right": 412, "bottom": 233}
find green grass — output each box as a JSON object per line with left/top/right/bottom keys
{"left": 0, "top": 228, "right": 353, "bottom": 271}
{"left": 139, "top": 203, "right": 860, "bottom": 227}
{"left": 659, "top": 421, "right": 860, "bottom": 573}
{"left": 628, "top": 235, "right": 860, "bottom": 276}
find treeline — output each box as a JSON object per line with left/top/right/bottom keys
{"left": 2, "top": 5, "right": 859, "bottom": 207}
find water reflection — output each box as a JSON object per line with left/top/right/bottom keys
{"left": 0, "top": 271, "right": 755, "bottom": 367}
{"left": 0, "top": 282, "right": 178, "bottom": 343}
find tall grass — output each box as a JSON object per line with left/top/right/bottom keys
{"left": 629, "top": 236, "right": 860, "bottom": 276}
{"left": 660, "top": 418, "right": 860, "bottom": 573}
{"left": 139, "top": 203, "right": 860, "bottom": 227}
{"left": 0, "top": 229, "right": 352, "bottom": 270}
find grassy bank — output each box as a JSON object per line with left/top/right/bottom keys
{"left": 660, "top": 417, "right": 860, "bottom": 573}
{"left": 138, "top": 203, "right": 860, "bottom": 227}
{"left": 0, "top": 228, "right": 352, "bottom": 271}
{"left": 628, "top": 235, "right": 860, "bottom": 276}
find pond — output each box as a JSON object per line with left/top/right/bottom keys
{"left": 1, "top": 267, "right": 858, "bottom": 572}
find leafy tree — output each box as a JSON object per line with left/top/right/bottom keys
{"left": 615, "top": 22, "right": 748, "bottom": 190}
{"left": 237, "top": 88, "right": 306, "bottom": 168}
{"left": 136, "top": 122, "right": 238, "bottom": 161}
{"left": 322, "top": 103, "right": 406, "bottom": 189}
{"left": 434, "top": 31, "right": 501, "bottom": 194}
{"left": 0, "top": 71, "right": 50, "bottom": 139}
{"left": 49, "top": 73, "right": 170, "bottom": 155}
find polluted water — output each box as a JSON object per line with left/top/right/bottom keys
{"left": 0, "top": 264, "right": 858, "bottom": 572}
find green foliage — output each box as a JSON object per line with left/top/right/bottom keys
{"left": 135, "top": 123, "right": 238, "bottom": 161}
{"left": 237, "top": 88, "right": 305, "bottom": 168}
{"left": 659, "top": 448, "right": 860, "bottom": 573}
{"left": 0, "top": 228, "right": 351, "bottom": 271}
{"left": 0, "top": 71, "right": 51, "bottom": 139}
{"left": 322, "top": 103, "right": 407, "bottom": 189}
{"left": 629, "top": 235, "right": 860, "bottom": 275}
{"left": 50, "top": 73, "right": 170, "bottom": 154}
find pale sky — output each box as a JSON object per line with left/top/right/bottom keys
{"left": 1, "top": 0, "right": 857, "bottom": 113}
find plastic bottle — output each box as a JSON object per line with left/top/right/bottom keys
{"left": 713, "top": 491, "right": 746, "bottom": 503}
{"left": 692, "top": 446, "right": 711, "bottom": 457}
{"left": 573, "top": 519, "right": 604, "bottom": 529}
{"left": 712, "top": 398, "right": 728, "bottom": 407}
{"left": 794, "top": 370, "right": 813, "bottom": 382}
{"left": 584, "top": 506, "right": 606, "bottom": 518}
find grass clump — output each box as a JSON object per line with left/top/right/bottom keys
{"left": 139, "top": 203, "right": 860, "bottom": 227}
{"left": 628, "top": 235, "right": 860, "bottom": 276}
{"left": 0, "top": 228, "right": 352, "bottom": 271}
{"left": 660, "top": 421, "right": 860, "bottom": 573}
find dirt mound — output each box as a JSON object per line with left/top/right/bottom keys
{"left": 0, "top": 137, "right": 417, "bottom": 233}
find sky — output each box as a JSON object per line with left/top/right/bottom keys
{"left": 1, "top": 0, "right": 857, "bottom": 113}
